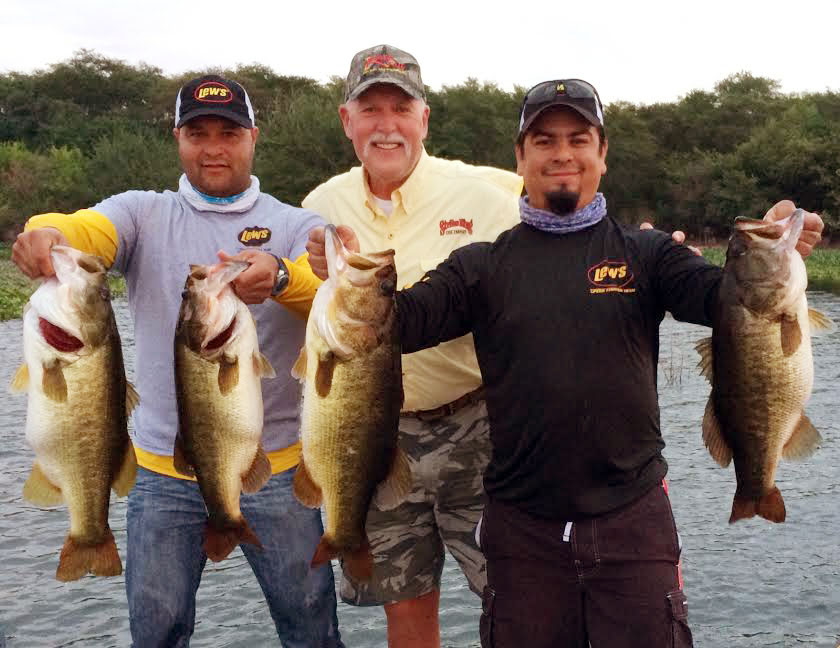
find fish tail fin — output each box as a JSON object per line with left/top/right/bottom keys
{"left": 203, "top": 516, "right": 262, "bottom": 562}
{"left": 341, "top": 538, "right": 374, "bottom": 583}
{"left": 314, "top": 536, "right": 373, "bottom": 583}
{"left": 311, "top": 535, "right": 339, "bottom": 569}
{"left": 729, "top": 488, "right": 786, "bottom": 524}
{"left": 56, "top": 527, "right": 122, "bottom": 581}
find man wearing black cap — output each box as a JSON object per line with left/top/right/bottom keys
{"left": 314, "top": 76, "right": 824, "bottom": 646}
{"left": 12, "top": 74, "right": 344, "bottom": 647}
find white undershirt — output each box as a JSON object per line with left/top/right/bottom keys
{"left": 371, "top": 195, "right": 394, "bottom": 217}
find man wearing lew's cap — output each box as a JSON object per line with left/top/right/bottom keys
{"left": 12, "top": 74, "right": 344, "bottom": 647}
{"left": 313, "top": 75, "right": 825, "bottom": 647}
{"left": 303, "top": 45, "right": 523, "bottom": 647}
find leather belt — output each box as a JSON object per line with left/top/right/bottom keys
{"left": 402, "top": 387, "right": 485, "bottom": 423}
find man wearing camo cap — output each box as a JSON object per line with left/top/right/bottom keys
{"left": 303, "top": 45, "right": 522, "bottom": 647}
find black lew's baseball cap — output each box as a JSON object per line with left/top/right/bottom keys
{"left": 344, "top": 44, "right": 425, "bottom": 102}
{"left": 518, "top": 79, "right": 605, "bottom": 135}
{"left": 174, "top": 74, "right": 255, "bottom": 129}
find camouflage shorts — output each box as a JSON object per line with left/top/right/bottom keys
{"left": 340, "top": 399, "right": 490, "bottom": 606}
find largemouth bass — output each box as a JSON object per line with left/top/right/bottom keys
{"left": 174, "top": 261, "right": 275, "bottom": 561}
{"left": 292, "top": 225, "right": 410, "bottom": 582}
{"left": 696, "top": 209, "right": 833, "bottom": 523}
{"left": 11, "top": 245, "right": 137, "bottom": 581}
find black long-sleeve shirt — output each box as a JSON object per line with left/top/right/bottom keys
{"left": 397, "top": 217, "right": 722, "bottom": 519}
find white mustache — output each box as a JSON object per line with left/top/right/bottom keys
{"left": 368, "top": 134, "right": 408, "bottom": 147}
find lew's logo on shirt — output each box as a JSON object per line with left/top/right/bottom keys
{"left": 440, "top": 218, "right": 473, "bottom": 236}
{"left": 195, "top": 81, "right": 233, "bottom": 103}
{"left": 587, "top": 260, "right": 635, "bottom": 294}
{"left": 238, "top": 226, "right": 272, "bottom": 246}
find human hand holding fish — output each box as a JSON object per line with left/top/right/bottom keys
{"left": 216, "top": 249, "right": 279, "bottom": 304}
{"left": 762, "top": 199, "right": 823, "bottom": 258}
{"left": 305, "top": 225, "right": 360, "bottom": 280}
{"left": 12, "top": 227, "right": 70, "bottom": 279}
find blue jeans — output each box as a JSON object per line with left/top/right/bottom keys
{"left": 126, "top": 466, "right": 343, "bottom": 647}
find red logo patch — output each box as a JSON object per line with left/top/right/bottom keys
{"left": 194, "top": 81, "right": 233, "bottom": 103}
{"left": 363, "top": 55, "right": 406, "bottom": 75}
{"left": 439, "top": 218, "right": 473, "bottom": 236}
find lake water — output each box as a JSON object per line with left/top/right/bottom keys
{"left": 1, "top": 293, "right": 838, "bottom": 647}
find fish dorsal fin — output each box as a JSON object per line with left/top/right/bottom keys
{"left": 252, "top": 352, "right": 276, "bottom": 379}
{"left": 218, "top": 355, "right": 239, "bottom": 395}
{"left": 112, "top": 444, "right": 137, "bottom": 497}
{"left": 241, "top": 445, "right": 272, "bottom": 494}
{"left": 173, "top": 435, "right": 196, "bottom": 478}
{"left": 42, "top": 362, "right": 68, "bottom": 402}
{"left": 694, "top": 337, "right": 714, "bottom": 383}
{"left": 808, "top": 308, "right": 835, "bottom": 335}
{"left": 702, "top": 396, "right": 732, "bottom": 467}
{"left": 291, "top": 346, "right": 307, "bottom": 382}
{"left": 125, "top": 382, "right": 140, "bottom": 417}
{"left": 10, "top": 364, "right": 29, "bottom": 392}
{"left": 373, "top": 447, "right": 413, "bottom": 510}
{"left": 23, "top": 462, "right": 64, "bottom": 506}
{"left": 780, "top": 315, "right": 802, "bottom": 356}
{"left": 292, "top": 458, "right": 323, "bottom": 508}
{"left": 782, "top": 413, "right": 822, "bottom": 460}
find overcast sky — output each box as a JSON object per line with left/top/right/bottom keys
{"left": 3, "top": 0, "right": 838, "bottom": 106}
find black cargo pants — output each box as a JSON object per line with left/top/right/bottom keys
{"left": 478, "top": 482, "right": 692, "bottom": 648}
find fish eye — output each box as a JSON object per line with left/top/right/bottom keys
{"left": 77, "top": 258, "right": 101, "bottom": 273}
{"left": 181, "top": 289, "right": 189, "bottom": 300}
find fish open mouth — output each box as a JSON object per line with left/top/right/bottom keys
{"left": 39, "top": 317, "right": 84, "bottom": 352}
{"left": 205, "top": 316, "right": 236, "bottom": 350}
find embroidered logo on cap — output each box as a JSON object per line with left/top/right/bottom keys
{"left": 363, "top": 55, "right": 406, "bottom": 76}
{"left": 195, "top": 81, "right": 234, "bottom": 103}
{"left": 238, "top": 226, "right": 272, "bottom": 246}
{"left": 587, "top": 260, "right": 635, "bottom": 294}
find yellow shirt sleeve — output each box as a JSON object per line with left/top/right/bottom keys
{"left": 25, "top": 209, "right": 119, "bottom": 268}
{"left": 273, "top": 252, "right": 321, "bottom": 318}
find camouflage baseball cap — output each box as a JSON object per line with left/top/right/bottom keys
{"left": 344, "top": 44, "right": 426, "bottom": 102}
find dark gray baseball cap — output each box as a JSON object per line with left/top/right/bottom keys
{"left": 344, "top": 44, "right": 425, "bottom": 102}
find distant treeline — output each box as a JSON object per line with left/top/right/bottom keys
{"left": 2, "top": 50, "right": 839, "bottom": 240}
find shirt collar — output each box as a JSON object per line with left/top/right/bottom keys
{"left": 361, "top": 148, "right": 429, "bottom": 219}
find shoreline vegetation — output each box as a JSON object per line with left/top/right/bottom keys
{"left": 1, "top": 242, "right": 837, "bottom": 322}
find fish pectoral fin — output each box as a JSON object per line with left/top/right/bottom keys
{"left": 292, "top": 459, "right": 323, "bottom": 508}
{"left": 291, "top": 347, "right": 307, "bottom": 382}
{"left": 241, "top": 445, "right": 272, "bottom": 494}
{"left": 808, "top": 308, "right": 835, "bottom": 335}
{"left": 373, "top": 447, "right": 413, "bottom": 511}
{"left": 782, "top": 413, "right": 822, "bottom": 460}
{"left": 42, "top": 362, "right": 68, "bottom": 402}
{"left": 252, "top": 352, "right": 276, "bottom": 379}
{"left": 23, "top": 462, "right": 64, "bottom": 506}
{"left": 173, "top": 435, "right": 196, "bottom": 478}
{"left": 125, "top": 381, "right": 140, "bottom": 416}
{"left": 10, "top": 364, "right": 29, "bottom": 392}
{"left": 702, "top": 396, "right": 733, "bottom": 467}
{"left": 111, "top": 443, "right": 137, "bottom": 497}
{"left": 315, "top": 352, "right": 336, "bottom": 398}
{"left": 694, "top": 337, "right": 714, "bottom": 383}
{"left": 780, "top": 315, "right": 802, "bottom": 356}
{"left": 217, "top": 356, "right": 240, "bottom": 395}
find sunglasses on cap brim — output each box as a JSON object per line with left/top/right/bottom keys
{"left": 521, "top": 79, "right": 603, "bottom": 108}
